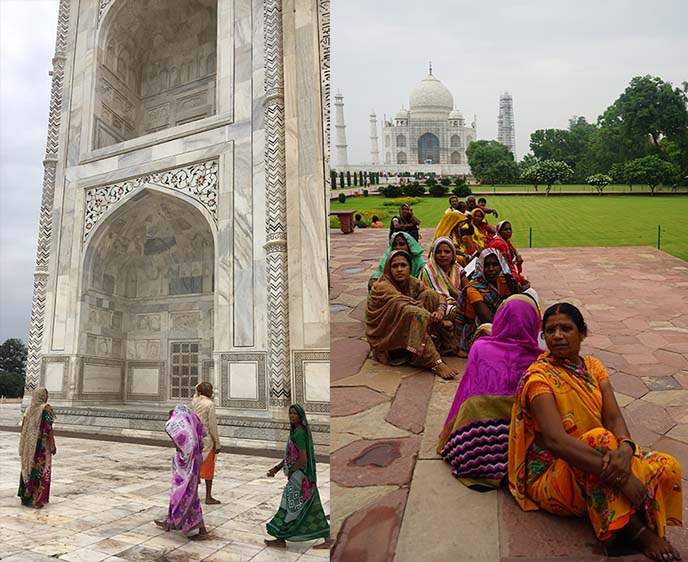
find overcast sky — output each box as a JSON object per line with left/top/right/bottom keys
{"left": 1, "top": 0, "right": 58, "bottom": 342}
{"left": 331, "top": 0, "right": 688, "bottom": 164}
{"left": 1, "top": 0, "right": 687, "bottom": 343}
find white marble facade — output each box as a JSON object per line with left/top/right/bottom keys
{"left": 25, "top": 0, "right": 331, "bottom": 452}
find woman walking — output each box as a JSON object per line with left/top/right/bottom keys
{"left": 18, "top": 387, "right": 56, "bottom": 508}
{"left": 265, "top": 404, "right": 331, "bottom": 549}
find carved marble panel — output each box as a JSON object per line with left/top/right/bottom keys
{"left": 40, "top": 356, "right": 70, "bottom": 399}
{"left": 292, "top": 351, "right": 329, "bottom": 413}
{"left": 220, "top": 352, "right": 267, "bottom": 410}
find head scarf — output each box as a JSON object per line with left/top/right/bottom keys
{"left": 371, "top": 233, "right": 425, "bottom": 284}
{"left": 433, "top": 209, "right": 469, "bottom": 241}
{"left": 381, "top": 250, "right": 412, "bottom": 292}
{"left": 471, "top": 208, "right": 486, "bottom": 222}
{"left": 474, "top": 247, "right": 510, "bottom": 279}
{"left": 420, "top": 237, "right": 463, "bottom": 302}
{"left": 19, "top": 387, "right": 50, "bottom": 482}
{"left": 495, "top": 220, "right": 511, "bottom": 238}
{"left": 289, "top": 404, "right": 318, "bottom": 483}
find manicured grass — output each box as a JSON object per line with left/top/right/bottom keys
{"left": 331, "top": 194, "right": 688, "bottom": 262}
{"left": 453, "top": 183, "right": 683, "bottom": 194}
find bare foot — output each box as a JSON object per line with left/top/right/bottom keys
{"left": 432, "top": 362, "right": 456, "bottom": 380}
{"left": 312, "top": 538, "right": 333, "bottom": 549}
{"left": 205, "top": 497, "right": 221, "bottom": 505}
{"left": 633, "top": 525, "right": 681, "bottom": 561}
{"left": 189, "top": 531, "right": 211, "bottom": 541}
{"left": 441, "top": 320, "right": 453, "bottom": 330}
{"left": 154, "top": 520, "right": 170, "bottom": 531}
{"left": 264, "top": 538, "right": 287, "bottom": 548}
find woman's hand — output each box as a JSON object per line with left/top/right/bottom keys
{"left": 600, "top": 445, "right": 633, "bottom": 483}
{"left": 430, "top": 310, "right": 444, "bottom": 323}
{"left": 266, "top": 467, "right": 277, "bottom": 478}
{"left": 515, "top": 254, "right": 524, "bottom": 266}
{"left": 51, "top": 445, "right": 57, "bottom": 456}
{"left": 619, "top": 474, "right": 647, "bottom": 509}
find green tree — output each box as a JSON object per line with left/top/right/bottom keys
{"left": 521, "top": 165, "right": 540, "bottom": 191}
{"left": 529, "top": 129, "right": 571, "bottom": 163}
{"left": 624, "top": 155, "right": 679, "bottom": 195}
{"left": 586, "top": 173, "right": 612, "bottom": 195}
{"left": 330, "top": 170, "right": 337, "bottom": 189}
{"left": 0, "top": 338, "right": 27, "bottom": 399}
{"left": 491, "top": 160, "right": 521, "bottom": 185}
{"left": 466, "top": 140, "right": 515, "bottom": 184}
{"left": 526, "top": 160, "right": 573, "bottom": 195}
{"left": 353, "top": 171, "right": 358, "bottom": 186}
{"left": 339, "top": 171, "right": 344, "bottom": 187}
{"left": 346, "top": 170, "right": 351, "bottom": 187}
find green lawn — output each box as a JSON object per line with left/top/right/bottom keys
{"left": 331, "top": 194, "right": 688, "bottom": 262}
{"left": 446, "top": 183, "right": 683, "bottom": 194}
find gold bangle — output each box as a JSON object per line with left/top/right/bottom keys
{"left": 619, "top": 439, "right": 638, "bottom": 455}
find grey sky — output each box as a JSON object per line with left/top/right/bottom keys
{"left": 331, "top": 0, "right": 688, "bottom": 164}
{"left": 0, "top": 0, "right": 58, "bottom": 342}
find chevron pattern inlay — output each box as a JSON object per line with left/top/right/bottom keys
{"left": 26, "top": 0, "right": 71, "bottom": 392}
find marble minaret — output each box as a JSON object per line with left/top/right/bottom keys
{"left": 497, "top": 91, "right": 516, "bottom": 158}
{"left": 24, "top": 0, "right": 331, "bottom": 453}
{"left": 333, "top": 91, "right": 349, "bottom": 167}
{"left": 369, "top": 111, "right": 379, "bottom": 165}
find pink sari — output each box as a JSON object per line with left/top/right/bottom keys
{"left": 164, "top": 404, "right": 206, "bottom": 533}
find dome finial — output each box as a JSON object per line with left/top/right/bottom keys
{"left": 428, "top": 60, "right": 433, "bottom": 75}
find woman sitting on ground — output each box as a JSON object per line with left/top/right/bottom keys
{"left": 433, "top": 210, "right": 471, "bottom": 265}
{"left": 437, "top": 295, "right": 542, "bottom": 491}
{"left": 419, "top": 237, "right": 468, "bottom": 330}
{"left": 470, "top": 208, "right": 495, "bottom": 251}
{"left": 265, "top": 404, "right": 332, "bottom": 549}
{"left": 155, "top": 404, "right": 209, "bottom": 540}
{"left": 455, "top": 248, "right": 520, "bottom": 353}
{"left": 369, "top": 231, "right": 425, "bottom": 289}
{"left": 18, "top": 387, "right": 56, "bottom": 509}
{"left": 509, "top": 303, "right": 683, "bottom": 562}
{"left": 366, "top": 250, "right": 458, "bottom": 380}
{"left": 370, "top": 215, "right": 384, "bottom": 228}
{"left": 488, "top": 220, "right": 528, "bottom": 287}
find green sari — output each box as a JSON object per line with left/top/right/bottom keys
{"left": 266, "top": 404, "right": 329, "bottom": 541}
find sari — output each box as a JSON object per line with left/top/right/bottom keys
{"left": 438, "top": 295, "right": 542, "bottom": 490}
{"left": 488, "top": 221, "right": 527, "bottom": 286}
{"left": 418, "top": 237, "right": 464, "bottom": 319}
{"left": 508, "top": 353, "right": 683, "bottom": 541}
{"left": 18, "top": 388, "right": 55, "bottom": 507}
{"left": 266, "top": 404, "right": 330, "bottom": 541}
{"left": 455, "top": 248, "right": 513, "bottom": 352}
{"left": 370, "top": 232, "right": 426, "bottom": 286}
{"left": 470, "top": 208, "right": 493, "bottom": 251}
{"left": 367, "top": 250, "right": 450, "bottom": 368}
{"left": 164, "top": 404, "right": 206, "bottom": 533}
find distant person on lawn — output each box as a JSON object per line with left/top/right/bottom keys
{"left": 370, "top": 215, "right": 384, "bottom": 228}
{"left": 477, "top": 197, "right": 499, "bottom": 219}
{"left": 353, "top": 214, "right": 368, "bottom": 229}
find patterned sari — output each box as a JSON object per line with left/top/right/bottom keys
{"left": 164, "top": 404, "right": 206, "bottom": 533}
{"left": 419, "top": 237, "right": 463, "bottom": 319}
{"left": 266, "top": 404, "right": 330, "bottom": 541}
{"left": 18, "top": 388, "right": 55, "bottom": 508}
{"left": 438, "top": 295, "right": 542, "bottom": 490}
{"left": 508, "top": 353, "right": 683, "bottom": 541}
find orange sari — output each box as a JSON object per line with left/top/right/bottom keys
{"left": 508, "top": 353, "right": 682, "bottom": 541}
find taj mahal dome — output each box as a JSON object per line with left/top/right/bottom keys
{"left": 333, "top": 66, "right": 477, "bottom": 176}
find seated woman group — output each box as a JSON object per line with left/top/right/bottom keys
{"left": 439, "top": 301, "right": 683, "bottom": 561}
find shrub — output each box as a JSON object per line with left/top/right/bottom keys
{"left": 429, "top": 184, "right": 449, "bottom": 197}
{"left": 337, "top": 193, "right": 346, "bottom": 203}
{"left": 440, "top": 177, "right": 452, "bottom": 186}
{"left": 425, "top": 177, "right": 437, "bottom": 187}
{"left": 402, "top": 183, "right": 426, "bottom": 197}
{"left": 382, "top": 197, "right": 422, "bottom": 207}
{"left": 363, "top": 189, "right": 369, "bottom": 197}
{"left": 452, "top": 184, "right": 472, "bottom": 197}
{"left": 454, "top": 176, "right": 465, "bottom": 186}
{"left": 380, "top": 184, "right": 404, "bottom": 198}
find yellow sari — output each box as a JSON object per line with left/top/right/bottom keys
{"left": 508, "top": 352, "right": 682, "bottom": 541}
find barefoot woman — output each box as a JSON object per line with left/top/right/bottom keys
{"left": 265, "top": 404, "right": 331, "bottom": 549}
{"left": 508, "top": 303, "right": 682, "bottom": 561}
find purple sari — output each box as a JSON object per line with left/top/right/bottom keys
{"left": 164, "top": 404, "right": 206, "bottom": 533}
{"left": 437, "top": 295, "right": 542, "bottom": 490}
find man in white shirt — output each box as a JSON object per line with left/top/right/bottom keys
{"left": 191, "top": 382, "right": 221, "bottom": 504}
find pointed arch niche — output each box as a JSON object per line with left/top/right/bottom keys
{"left": 94, "top": 0, "right": 218, "bottom": 149}
{"left": 78, "top": 189, "right": 215, "bottom": 403}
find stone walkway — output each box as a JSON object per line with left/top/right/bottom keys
{"left": 0, "top": 432, "right": 330, "bottom": 562}
{"left": 329, "top": 227, "right": 688, "bottom": 562}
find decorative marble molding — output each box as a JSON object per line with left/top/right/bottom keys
{"left": 40, "top": 356, "right": 70, "bottom": 399}
{"left": 126, "top": 361, "right": 165, "bottom": 401}
{"left": 26, "top": 0, "right": 71, "bottom": 392}
{"left": 292, "top": 351, "right": 329, "bottom": 413}
{"left": 220, "top": 352, "right": 268, "bottom": 410}
{"left": 83, "top": 159, "right": 219, "bottom": 241}
{"left": 98, "top": 0, "right": 114, "bottom": 22}
{"left": 264, "top": 0, "right": 291, "bottom": 408}
{"left": 318, "top": 0, "right": 330, "bottom": 185}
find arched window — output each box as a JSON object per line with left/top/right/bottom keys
{"left": 417, "top": 133, "right": 440, "bottom": 164}
{"left": 451, "top": 151, "right": 462, "bottom": 164}
{"left": 385, "top": 135, "right": 391, "bottom": 147}
{"left": 450, "top": 135, "right": 461, "bottom": 148}
{"left": 397, "top": 151, "right": 407, "bottom": 164}
{"left": 385, "top": 152, "right": 391, "bottom": 164}
{"left": 95, "top": 0, "right": 218, "bottom": 149}
{"left": 396, "top": 134, "right": 406, "bottom": 148}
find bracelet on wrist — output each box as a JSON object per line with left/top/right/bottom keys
{"left": 619, "top": 438, "right": 638, "bottom": 455}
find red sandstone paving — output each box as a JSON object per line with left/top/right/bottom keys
{"left": 330, "top": 231, "right": 688, "bottom": 559}
{"left": 331, "top": 386, "right": 390, "bottom": 417}
{"left": 330, "top": 321, "right": 364, "bottom": 339}
{"left": 331, "top": 488, "right": 409, "bottom": 562}
{"left": 330, "top": 338, "right": 370, "bottom": 382}
{"left": 384, "top": 371, "right": 434, "bottom": 434}
{"left": 331, "top": 436, "right": 421, "bottom": 488}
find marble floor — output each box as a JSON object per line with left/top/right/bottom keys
{"left": 0, "top": 432, "right": 330, "bottom": 562}
{"left": 330, "top": 227, "right": 688, "bottom": 562}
